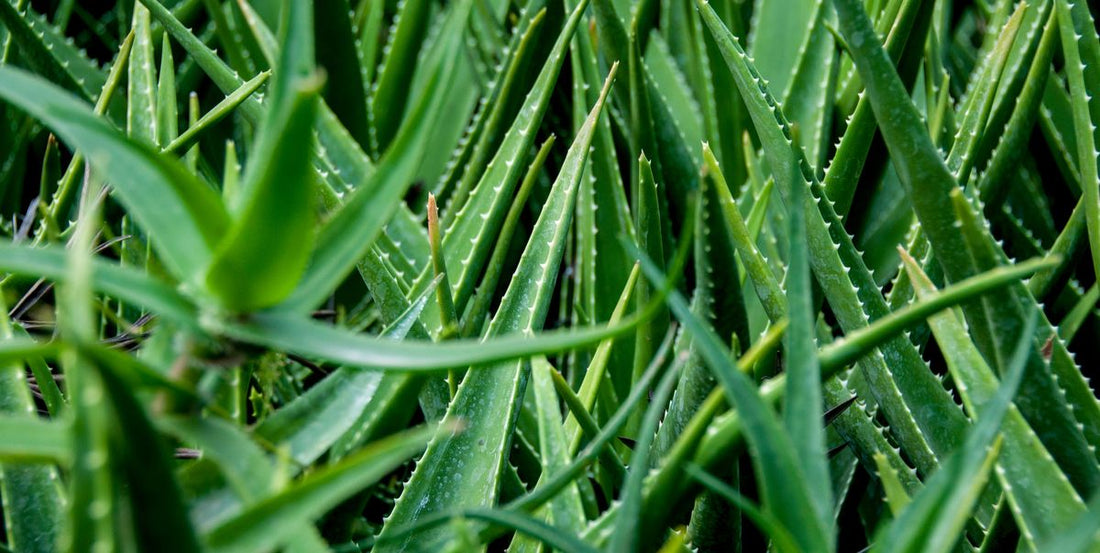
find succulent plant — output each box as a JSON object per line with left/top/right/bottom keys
{"left": 0, "top": 0, "right": 1098, "bottom": 551}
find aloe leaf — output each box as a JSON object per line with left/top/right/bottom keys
{"left": 162, "top": 70, "right": 270, "bottom": 155}
{"left": 0, "top": 66, "right": 229, "bottom": 285}
{"left": 568, "top": 0, "right": 636, "bottom": 400}
{"left": 436, "top": 3, "right": 546, "bottom": 221}
{"left": 629, "top": 256, "right": 1053, "bottom": 543}
{"left": 58, "top": 180, "right": 117, "bottom": 553}
{"left": 874, "top": 451, "right": 912, "bottom": 516}
{"left": 1056, "top": 0, "right": 1100, "bottom": 293}
{"left": 305, "top": 0, "right": 365, "bottom": 147}
{"left": 0, "top": 243, "right": 197, "bottom": 328}
{"left": 1059, "top": 283, "right": 1099, "bottom": 343}
{"left": 9, "top": 326, "right": 64, "bottom": 418}
{"left": 593, "top": 0, "right": 699, "bottom": 229}
{"left": 949, "top": 189, "right": 1100, "bottom": 494}
{"left": 158, "top": 415, "right": 331, "bottom": 551}
{"left": 781, "top": 0, "right": 836, "bottom": 169}
{"left": 156, "top": 32, "right": 179, "bottom": 147}
{"left": 204, "top": 0, "right": 320, "bottom": 311}
{"left": 821, "top": 0, "right": 931, "bottom": 219}
{"left": 140, "top": 0, "right": 377, "bottom": 202}
{"left": 0, "top": 0, "right": 106, "bottom": 101}
{"left": 159, "top": 415, "right": 276, "bottom": 504}
{"left": 685, "top": 463, "right": 800, "bottom": 553}
{"left": 706, "top": 144, "right": 786, "bottom": 328}
{"left": 628, "top": 246, "right": 832, "bottom": 552}
{"left": 426, "top": 194, "right": 458, "bottom": 337}
{"left": 93, "top": 349, "right": 202, "bottom": 552}
{"left": 453, "top": 508, "right": 601, "bottom": 553}
{"left": 652, "top": 169, "right": 745, "bottom": 461}
{"left": 417, "top": 1, "right": 583, "bottom": 333}
{"left": 0, "top": 307, "right": 64, "bottom": 553}
{"left": 903, "top": 252, "right": 1091, "bottom": 550}
{"left": 945, "top": 3, "right": 1025, "bottom": 182}
{"left": 631, "top": 153, "right": 669, "bottom": 419}
{"left": 228, "top": 286, "right": 671, "bottom": 373}
{"left": 127, "top": 4, "right": 158, "bottom": 145}
{"left": 645, "top": 35, "right": 704, "bottom": 153}
{"left": 280, "top": 1, "right": 470, "bottom": 314}
{"left": 376, "top": 325, "right": 678, "bottom": 549}
{"left": 1038, "top": 493, "right": 1100, "bottom": 553}
{"left": 508, "top": 356, "right": 586, "bottom": 551}
{"left": 698, "top": 0, "right": 966, "bottom": 479}
{"left": 551, "top": 366, "right": 628, "bottom": 478}
{"left": 564, "top": 265, "right": 639, "bottom": 450}
{"left": 372, "top": 61, "right": 616, "bottom": 551}
{"left": 403, "top": 4, "right": 482, "bottom": 191}
{"left": 204, "top": 425, "right": 438, "bottom": 553}
{"left": 747, "top": 0, "right": 816, "bottom": 99}
{"left": 0, "top": 416, "right": 70, "bottom": 463}
{"left": 368, "top": 0, "right": 431, "bottom": 153}
{"left": 585, "top": 324, "right": 785, "bottom": 545}
{"left": 872, "top": 424, "right": 1002, "bottom": 553}
{"left": 978, "top": 10, "right": 1058, "bottom": 210}
{"left": 461, "top": 135, "right": 554, "bottom": 338}
{"left": 871, "top": 308, "right": 1034, "bottom": 553}
{"left": 256, "top": 283, "right": 434, "bottom": 466}
{"left": 610, "top": 342, "right": 685, "bottom": 553}
{"left": 782, "top": 126, "right": 832, "bottom": 530}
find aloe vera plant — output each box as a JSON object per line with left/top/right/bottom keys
{"left": 1, "top": 0, "right": 1099, "bottom": 551}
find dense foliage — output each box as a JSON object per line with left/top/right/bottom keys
{"left": 1, "top": 0, "right": 1099, "bottom": 551}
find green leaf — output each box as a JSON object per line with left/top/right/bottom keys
{"left": 698, "top": 0, "right": 969, "bottom": 481}
{"left": 1056, "top": 0, "right": 1100, "bottom": 298}
{"left": 127, "top": 5, "right": 158, "bottom": 145}
{"left": 0, "top": 67, "right": 229, "bottom": 285}
{"left": 0, "top": 300, "right": 64, "bottom": 553}
{"left": 156, "top": 32, "right": 179, "bottom": 147}
{"left": 369, "top": 0, "right": 432, "bottom": 153}
{"left": 139, "top": 0, "right": 377, "bottom": 207}
{"left": 204, "top": 425, "right": 438, "bottom": 553}
{"left": 747, "top": 0, "right": 817, "bottom": 99}
{"left": 94, "top": 351, "right": 202, "bottom": 552}
{"left": 0, "top": 242, "right": 197, "bottom": 329}
{"left": 448, "top": 508, "right": 601, "bottom": 553}
{"left": 373, "top": 59, "right": 617, "bottom": 551}
{"left": 204, "top": 0, "right": 320, "bottom": 311}
{"left": 628, "top": 240, "right": 833, "bottom": 553}
{"left": 610, "top": 336, "right": 685, "bottom": 553}
{"left": 685, "top": 463, "right": 800, "bottom": 553}
{"left": 158, "top": 416, "right": 331, "bottom": 551}
{"left": 413, "top": 1, "right": 583, "bottom": 334}
{"left": 0, "top": 416, "right": 70, "bottom": 463}
{"left": 903, "top": 252, "right": 1090, "bottom": 549}
{"left": 871, "top": 306, "right": 1034, "bottom": 553}
{"left": 161, "top": 70, "right": 271, "bottom": 155}
{"left": 781, "top": 125, "right": 832, "bottom": 532}
{"left": 280, "top": 0, "right": 472, "bottom": 314}
{"left": 0, "top": 0, "right": 106, "bottom": 101}
{"left": 256, "top": 284, "right": 435, "bottom": 466}
{"left": 508, "top": 356, "right": 587, "bottom": 551}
